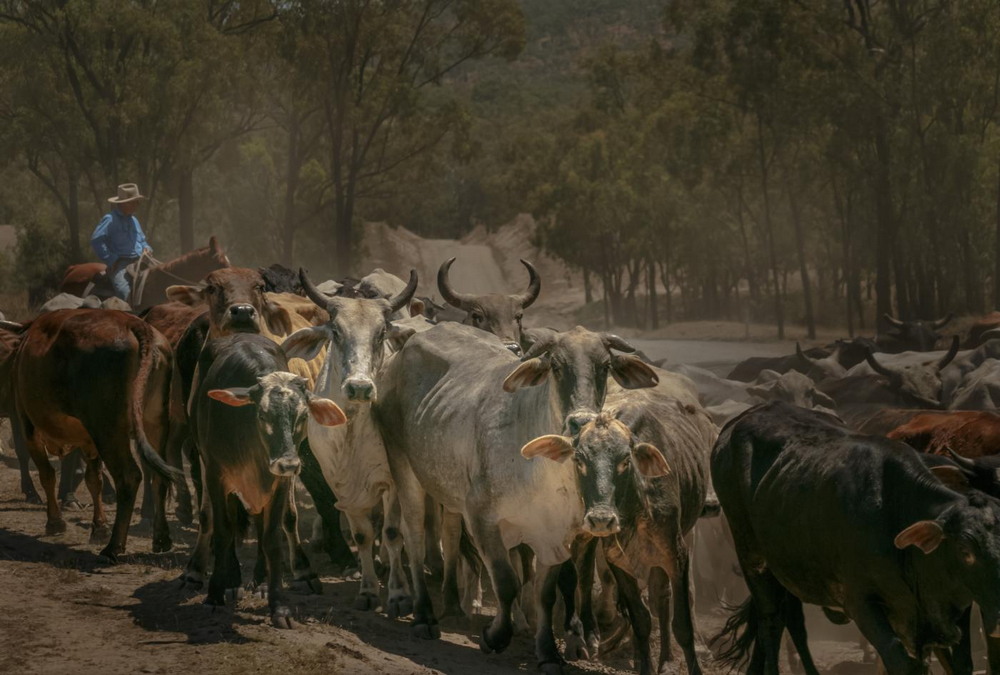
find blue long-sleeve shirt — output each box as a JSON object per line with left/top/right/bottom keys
{"left": 90, "top": 208, "right": 151, "bottom": 267}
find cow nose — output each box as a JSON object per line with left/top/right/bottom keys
{"left": 269, "top": 455, "right": 301, "bottom": 477}
{"left": 230, "top": 304, "right": 256, "bottom": 322}
{"left": 566, "top": 411, "right": 596, "bottom": 436}
{"left": 584, "top": 511, "right": 620, "bottom": 536}
{"left": 344, "top": 378, "right": 375, "bottom": 402}
{"left": 504, "top": 342, "right": 523, "bottom": 356}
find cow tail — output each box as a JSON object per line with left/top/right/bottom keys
{"left": 709, "top": 597, "right": 757, "bottom": 672}
{"left": 459, "top": 519, "right": 484, "bottom": 571}
{"left": 131, "top": 322, "right": 183, "bottom": 484}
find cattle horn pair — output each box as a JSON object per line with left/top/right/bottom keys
{"left": 883, "top": 313, "right": 954, "bottom": 330}
{"left": 438, "top": 257, "right": 541, "bottom": 310}
{"left": 300, "top": 268, "right": 417, "bottom": 315}
{"left": 866, "top": 336, "right": 960, "bottom": 380}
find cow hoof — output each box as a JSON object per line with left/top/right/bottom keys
{"left": 98, "top": 546, "right": 120, "bottom": 564}
{"left": 203, "top": 595, "right": 225, "bottom": 608}
{"left": 152, "top": 537, "right": 173, "bottom": 553}
{"left": 387, "top": 594, "right": 413, "bottom": 619}
{"left": 61, "top": 497, "right": 84, "bottom": 511}
{"left": 22, "top": 489, "right": 42, "bottom": 505}
{"left": 175, "top": 502, "right": 194, "bottom": 527}
{"left": 440, "top": 605, "right": 467, "bottom": 622}
{"left": 353, "top": 592, "right": 379, "bottom": 611}
{"left": 290, "top": 575, "right": 323, "bottom": 595}
{"left": 539, "top": 662, "right": 563, "bottom": 675}
{"left": 252, "top": 583, "right": 268, "bottom": 600}
{"left": 412, "top": 621, "right": 441, "bottom": 640}
{"left": 89, "top": 525, "right": 111, "bottom": 546}
{"left": 45, "top": 519, "right": 67, "bottom": 536}
{"left": 480, "top": 624, "right": 512, "bottom": 654}
{"left": 271, "top": 607, "right": 296, "bottom": 629}
{"left": 179, "top": 572, "right": 204, "bottom": 591}
{"left": 224, "top": 588, "right": 244, "bottom": 603}
{"left": 564, "top": 632, "right": 590, "bottom": 661}
{"left": 585, "top": 631, "right": 601, "bottom": 660}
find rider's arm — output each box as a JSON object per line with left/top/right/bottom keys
{"left": 90, "top": 214, "right": 116, "bottom": 266}
{"left": 133, "top": 216, "right": 151, "bottom": 255}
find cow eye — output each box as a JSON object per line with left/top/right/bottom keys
{"left": 205, "top": 286, "right": 216, "bottom": 295}
{"left": 617, "top": 458, "right": 631, "bottom": 474}
{"left": 574, "top": 456, "right": 587, "bottom": 475}
{"left": 471, "top": 312, "right": 484, "bottom": 323}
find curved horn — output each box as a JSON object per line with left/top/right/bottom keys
{"left": 932, "top": 313, "right": 954, "bottom": 330}
{"left": 795, "top": 342, "right": 819, "bottom": 366}
{"left": 601, "top": 333, "right": 637, "bottom": 354}
{"left": 437, "top": 258, "right": 477, "bottom": 311}
{"left": 945, "top": 447, "right": 977, "bottom": 473}
{"left": 865, "top": 350, "right": 900, "bottom": 382}
{"left": 388, "top": 270, "right": 418, "bottom": 315}
{"left": 937, "top": 335, "right": 960, "bottom": 370}
{"left": 299, "top": 268, "right": 334, "bottom": 313}
{"left": 522, "top": 334, "right": 555, "bottom": 361}
{"left": 513, "top": 259, "right": 541, "bottom": 309}
{"left": 883, "top": 313, "right": 905, "bottom": 328}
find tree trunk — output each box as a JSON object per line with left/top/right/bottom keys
{"left": 873, "top": 115, "right": 896, "bottom": 326}
{"left": 647, "top": 256, "right": 658, "bottom": 330}
{"left": 995, "top": 151, "right": 1000, "bottom": 309}
{"left": 583, "top": 268, "right": 593, "bottom": 304}
{"left": 67, "top": 170, "right": 82, "bottom": 262}
{"left": 282, "top": 117, "right": 301, "bottom": 266}
{"left": 787, "top": 172, "right": 815, "bottom": 339}
{"left": 178, "top": 165, "right": 195, "bottom": 253}
{"left": 756, "top": 113, "right": 784, "bottom": 339}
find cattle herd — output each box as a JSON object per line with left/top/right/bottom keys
{"left": 5, "top": 237, "right": 1000, "bottom": 674}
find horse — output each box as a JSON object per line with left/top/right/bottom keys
{"left": 60, "top": 236, "right": 231, "bottom": 312}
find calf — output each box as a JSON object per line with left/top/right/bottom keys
{"left": 712, "top": 401, "right": 1000, "bottom": 675}
{"left": 187, "top": 334, "right": 346, "bottom": 626}
{"left": 522, "top": 396, "right": 715, "bottom": 675}
{"left": 11, "top": 309, "right": 180, "bottom": 560}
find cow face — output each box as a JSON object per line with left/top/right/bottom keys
{"left": 209, "top": 372, "right": 346, "bottom": 476}
{"left": 503, "top": 327, "right": 658, "bottom": 435}
{"left": 437, "top": 257, "right": 541, "bottom": 355}
{"left": 283, "top": 268, "right": 418, "bottom": 404}
{"left": 355, "top": 268, "right": 425, "bottom": 320}
{"left": 167, "top": 268, "right": 293, "bottom": 337}
{"left": 748, "top": 371, "right": 838, "bottom": 414}
{"left": 865, "top": 337, "right": 960, "bottom": 407}
{"left": 895, "top": 493, "right": 1000, "bottom": 638}
{"left": 521, "top": 415, "right": 669, "bottom": 536}
{"left": 880, "top": 313, "right": 953, "bottom": 352}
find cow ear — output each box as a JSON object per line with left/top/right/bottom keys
{"left": 307, "top": 395, "right": 347, "bottom": 427}
{"left": 611, "top": 354, "right": 659, "bottom": 389}
{"left": 521, "top": 435, "right": 574, "bottom": 462}
{"left": 263, "top": 298, "right": 294, "bottom": 336}
{"left": 929, "top": 465, "right": 971, "bottom": 491}
{"left": 503, "top": 357, "right": 551, "bottom": 392}
{"left": 746, "top": 384, "right": 771, "bottom": 400}
{"left": 894, "top": 520, "right": 945, "bottom": 554}
{"left": 208, "top": 388, "right": 253, "bottom": 407}
{"left": 388, "top": 323, "right": 417, "bottom": 351}
{"left": 409, "top": 298, "right": 425, "bottom": 318}
{"left": 166, "top": 285, "right": 204, "bottom": 307}
{"left": 632, "top": 442, "right": 671, "bottom": 477}
{"left": 282, "top": 326, "right": 331, "bottom": 362}
{"left": 209, "top": 235, "right": 221, "bottom": 254}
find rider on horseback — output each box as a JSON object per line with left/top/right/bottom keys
{"left": 90, "top": 183, "right": 152, "bottom": 301}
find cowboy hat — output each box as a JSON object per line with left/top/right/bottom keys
{"left": 108, "top": 183, "right": 145, "bottom": 204}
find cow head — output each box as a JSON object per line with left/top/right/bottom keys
{"left": 167, "top": 267, "right": 294, "bottom": 337}
{"left": 282, "top": 268, "right": 418, "bottom": 404}
{"left": 881, "top": 313, "right": 953, "bottom": 352}
{"left": 748, "top": 370, "right": 838, "bottom": 413}
{"left": 502, "top": 327, "right": 658, "bottom": 435}
{"left": 895, "top": 492, "right": 1000, "bottom": 639}
{"left": 208, "top": 372, "right": 346, "bottom": 476}
{"left": 521, "top": 413, "right": 669, "bottom": 536}
{"left": 354, "top": 268, "right": 425, "bottom": 320}
{"left": 795, "top": 342, "right": 847, "bottom": 380}
{"left": 437, "top": 257, "right": 541, "bottom": 355}
{"left": 864, "top": 337, "right": 960, "bottom": 407}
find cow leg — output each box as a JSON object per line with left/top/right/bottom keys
{"left": 739, "top": 569, "right": 787, "bottom": 675}
{"left": 181, "top": 459, "right": 213, "bottom": 589}
{"left": 345, "top": 509, "right": 381, "bottom": 611}
{"left": 150, "top": 472, "right": 172, "bottom": 553}
{"left": 58, "top": 448, "right": 85, "bottom": 510}
{"left": 166, "top": 419, "right": 194, "bottom": 526}
{"left": 666, "top": 541, "right": 704, "bottom": 675}
{"left": 296, "top": 438, "right": 355, "bottom": 570}
{"left": 266, "top": 480, "right": 295, "bottom": 629}
{"left": 576, "top": 537, "right": 601, "bottom": 657}
{"left": 514, "top": 544, "right": 535, "bottom": 631}
{"left": 206, "top": 490, "right": 242, "bottom": 607}
{"left": 608, "top": 563, "right": 654, "bottom": 675}
{"left": 10, "top": 415, "right": 40, "bottom": 504}
{"left": 782, "top": 595, "right": 820, "bottom": 675}
{"left": 440, "top": 509, "right": 467, "bottom": 620}
{"left": 557, "top": 558, "right": 588, "bottom": 661}
{"left": 83, "top": 457, "right": 110, "bottom": 545}
{"left": 949, "top": 608, "right": 972, "bottom": 675}
{"left": 393, "top": 461, "right": 439, "bottom": 639}
{"left": 101, "top": 445, "right": 142, "bottom": 562}
{"left": 424, "top": 494, "right": 444, "bottom": 579}
{"left": 382, "top": 489, "right": 412, "bottom": 619}
{"left": 28, "top": 437, "right": 65, "bottom": 536}
{"left": 468, "top": 515, "right": 519, "bottom": 655}
{"left": 535, "top": 562, "right": 569, "bottom": 674}
{"left": 284, "top": 485, "right": 321, "bottom": 594}
{"left": 848, "top": 597, "right": 923, "bottom": 675}
{"left": 187, "top": 437, "right": 203, "bottom": 509}
{"left": 650, "top": 566, "right": 674, "bottom": 667}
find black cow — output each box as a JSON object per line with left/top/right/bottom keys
{"left": 712, "top": 401, "right": 1000, "bottom": 675}
{"left": 877, "top": 313, "right": 954, "bottom": 353}
{"left": 185, "top": 334, "right": 346, "bottom": 627}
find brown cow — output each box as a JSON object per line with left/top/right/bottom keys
{"left": 166, "top": 267, "right": 354, "bottom": 576}
{"left": 887, "top": 410, "right": 1000, "bottom": 458}
{"left": 10, "top": 309, "right": 180, "bottom": 560}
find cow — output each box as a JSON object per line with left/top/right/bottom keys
{"left": 877, "top": 313, "right": 954, "bottom": 353}
{"left": 887, "top": 411, "right": 1000, "bottom": 459}
{"left": 351, "top": 268, "right": 425, "bottom": 320}
{"left": 374, "top": 323, "right": 658, "bottom": 672}
{"left": 259, "top": 264, "right": 302, "bottom": 295}
{"left": 964, "top": 312, "right": 1000, "bottom": 348}
{"left": 727, "top": 339, "right": 873, "bottom": 382}
{"left": 712, "top": 401, "right": 1000, "bottom": 675}
{"left": 949, "top": 359, "right": 1000, "bottom": 410}
{"left": 167, "top": 267, "right": 354, "bottom": 570}
{"left": 9, "top": 309, "right": 181, "bottom": 560}
{"left": 793, "top": 342, "right": 847, "bottom": 380}
{"left": 280, "top": 268, "right": 418, "bottom": 616}
{"left": 520, "top": 387, "right": 716, "bottom": 675}
{"left": 186, "top": 333, "right": 346, "bottom": 627}
{"left": 437, "top": 257, "right": 541, "bottom": 355}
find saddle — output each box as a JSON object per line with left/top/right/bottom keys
{"left": 83, "top": 254, "right": 156, "bottom": 304}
